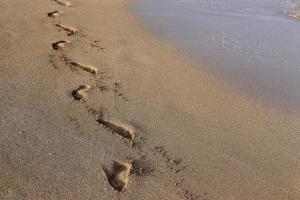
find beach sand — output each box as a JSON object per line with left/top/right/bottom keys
{"left": 0, "top": 0, "right": 300, "bottom": 199}
{"left": 290, "top": 11, "right": 300, "bottom": 20}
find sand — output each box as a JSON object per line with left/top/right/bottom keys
{"left": 290, "top": 11, "right": 300, "bottom": 20}
{"left": 0, "top": 0, "right": 299, "bottom": 199}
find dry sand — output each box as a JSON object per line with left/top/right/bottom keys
{"left": 0, "top": 0, "right": 300, "bottom": 199}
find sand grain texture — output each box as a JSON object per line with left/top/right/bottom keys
{"left": 0, "top": 0, "right": 300, "bottom": 199}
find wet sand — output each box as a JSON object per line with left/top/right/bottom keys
{"left": 0, "top": 0, "right": 300, "bottom": 199}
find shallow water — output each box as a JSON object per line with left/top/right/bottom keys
{"left": 133, "top": 0, "right": 300, "bottom": 114}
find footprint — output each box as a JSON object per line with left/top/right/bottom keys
{"left": 53, "top": 0, "right": 71, "bottom": 7}
{"left": 66, "top": 60, "right": 99, "bottom": 75}
{"left": 47, "top": 11, "right": 63, "bottom": 18}
{"left": 56, "top": 24, "right": 78, "bottom": 35}
{"left": 72, "top": 85, "right": 91, "bottom": 100}
{"left": 97, "top": 117, "right": 135, "bottom": 141}
{"left": 52, "top": 40, "right": 70, "bottom": 50}
{"left": 103, "top": 161, "right": 132, "bottom": 191}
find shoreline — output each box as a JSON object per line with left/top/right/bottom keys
{"left": 132, "top": 0, "right": 300, "bottom": 116}
{"left": 0, "top": 0, "right": 300, "bottom": 199}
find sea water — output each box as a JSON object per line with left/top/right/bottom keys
{"left": 133, "top": 0, "right": 300, "bottom": 114}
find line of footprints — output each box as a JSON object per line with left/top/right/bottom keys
{"left": 48, "top": 0, "right": 133, "bottom": 192}
{"left": 47, "top": 1, "right": 197, "bottom": 199}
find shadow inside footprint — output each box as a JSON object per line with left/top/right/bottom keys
{"left": 56, "top": 24, "right": 78, "bottom": 36}
{"left": 52, "top": 40, "right": 69, "bottom": 50}
{"left": 47, "top": 11, "right": 63, "bottom": 18}
{"left": 97, "top": 117, "right": 135, "bottom": 141}
{"left": 66, "top": 60, "right": 99, "bottom": 75}
{"left": 72, "top": 85, "right": 91, "bottom": 100}
{"left": 54, "top": 0, "right": 71, "bottom": 7}
{"left": 103, "top": 161, "right": 132, "bottom": 191}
